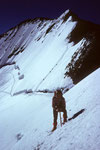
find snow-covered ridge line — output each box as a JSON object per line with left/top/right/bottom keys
{"left": 0, "top": 17, "right": 54, "bottom": 38}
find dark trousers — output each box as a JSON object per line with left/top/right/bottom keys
{"left": 53, "top": 108, "right": 67, "bottom": 124}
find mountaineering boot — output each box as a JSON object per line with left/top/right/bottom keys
{"left": 52, "top": 122, "right": 57, "bottom": 132}
{"left": 62, "top": 118, "right": 67, "bottom": 124}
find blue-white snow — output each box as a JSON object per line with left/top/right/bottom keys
{"left": 0, "top": 10, "right": 88, "bottom": 93}
{"left": 0, "top": 10, "right": 100, "bottom": 150}
{"left": 0, "top": 68, "right": 100, "bottom": 150}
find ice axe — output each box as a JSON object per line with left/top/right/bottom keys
{"left": 59, "top": 112, "right": 62, "bottom": 127}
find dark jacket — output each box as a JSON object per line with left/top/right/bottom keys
{"left": 52, "top": 96, "right": 66, "bottom": 111}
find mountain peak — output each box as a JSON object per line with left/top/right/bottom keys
{"left": 59, "top": 9, "right": 70, "bottom": 19}
{"left": 58, "top": 9, "right": 79, "bottom": 22}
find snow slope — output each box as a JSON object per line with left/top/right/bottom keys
{"left": 0, "top": 10, "right": 89, "bottom": 94}
{"left": 0, "top": 68, "right": 100, "bottom": 150}
{"left": 0, "top": 9, "right": 100, "bottom": 150}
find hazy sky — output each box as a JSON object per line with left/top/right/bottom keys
{"left": 0, "top": 0, "right": 100, "bottom": 34}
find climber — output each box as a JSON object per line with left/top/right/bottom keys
{"left": 52, "top": 89, "right": 67, "bottom": 131}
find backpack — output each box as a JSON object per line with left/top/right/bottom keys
{"left": 57, "top": 97, "right": 65, "bottom": 111}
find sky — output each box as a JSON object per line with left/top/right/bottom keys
{"left": 0, "top": 0, "right": 100, "bottom": 35}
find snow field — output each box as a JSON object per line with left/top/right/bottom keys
{"left": 0, "top": 68, "right": 100, "bottom": 150}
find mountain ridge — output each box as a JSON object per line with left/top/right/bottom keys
{"left": 1, "top": 9, "right": 100, "bottom": 38}
{"left": 0, "top": 9, "right": 100, "bottom": 93}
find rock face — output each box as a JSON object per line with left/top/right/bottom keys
{"left": 64, "top": 11, "right": 100, "bottom": 84}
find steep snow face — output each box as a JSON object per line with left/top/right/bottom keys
{"left": 0, "top": 68, "right": 100, "bottom": 150}
{"left": 40, "top": 68, "right": 100, "bottom": 150}
{"left": 0, "top": 10, "right": 83, "bottom": 94}
{"left": 0, "top": 10, "right": 100, "bottom": 94}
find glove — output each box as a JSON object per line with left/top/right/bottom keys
{"left": 56, "top": 108, "right": 58, "bottom": 112}
{"left": 55, "top": 106, "right": 58, "bottom": 112}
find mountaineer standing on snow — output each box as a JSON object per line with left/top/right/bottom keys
{"left": 52, "top": 89, "right": 67, "bottom": 131}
